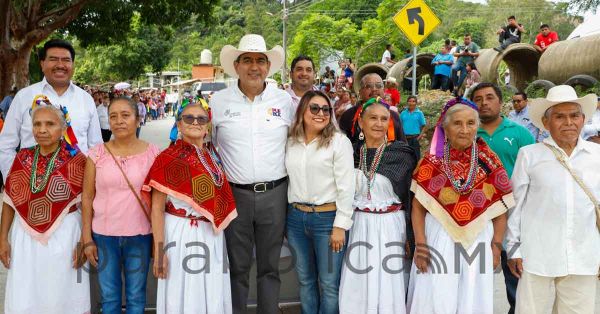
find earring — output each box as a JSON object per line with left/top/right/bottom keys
{"left": 359, "top": 132, "right": 364, "bottom": 140}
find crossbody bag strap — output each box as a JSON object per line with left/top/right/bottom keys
{"left": 103, "top": 143, "right": 151, "bottom": 223}
{"left": 544, "top": 143, "right": 600, "bottom": 230}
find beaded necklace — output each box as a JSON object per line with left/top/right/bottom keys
{"left": 359, "top": 140, "right": 386, "bottom": 200}
{"left": 194, "top": 145, "right": 225, "bottom": 187}
{"left": 442, "top": 141, "right": 479, "bottom": 194}
{"left": 30, "top": 144, "right": 61, "bottom": 193}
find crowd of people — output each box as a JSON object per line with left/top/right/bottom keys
{"left": 0, "top": 32, "right": 597, "bottom": 314}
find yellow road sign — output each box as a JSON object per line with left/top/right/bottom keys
{"left": 393, "top": 0, "right": 441, "bottom": 47}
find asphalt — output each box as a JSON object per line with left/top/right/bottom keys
{"left": 0, "top": 116, "right": 597, "bottom": 313}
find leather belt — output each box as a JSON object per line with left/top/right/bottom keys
{"left": 292, "top": 202, "right": 337, "bottom": 213}
{"left": 229, "top": 177, "right": 287, "bottom": 193}
{"left": 166, "top": 201, "right": 209, "bottom": 223}
{"left": 355, "top": 204, "right": 402, "bottom": 214}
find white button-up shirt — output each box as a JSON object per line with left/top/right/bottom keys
{"left": 581, "top": 108, "right": 600, "bottom": 140}
{"left": 0, "top": 78, "right": 103, "bottom": 179}
{"left": 96, "top": 103, "right": 110, "bottom": 130}
{"left": 285, "top": 132, "right": 355, "bottom": 230}
{"left": 285, "top": 85, "right": 319, "bottom": 111}
{"left": 507, "top": 137, "right": 600, "bottom": 277}
{"left": 211, "top": 83, "right": 294, "bottom": 184}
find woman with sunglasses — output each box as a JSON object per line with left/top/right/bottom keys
{"left": 143, "top": 102, "right": 237, "bottom": 314}
{"left": 339, "top": 97, "right": 417, "bottom": 314}
{"left": 81, "top": 96, "right": 159, "bottom": 313}
{"left": 285, "top": 90, "right": 355, "bottom": 314}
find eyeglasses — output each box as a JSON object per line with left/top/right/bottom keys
{"left": 180, "top": 115, "right": 209, "bottom": 125}
{"left": 363, "top": 83, "right": 384, "bottom": 90}
{"left": 308, "top": 104, "right": 332, "bottom": 116}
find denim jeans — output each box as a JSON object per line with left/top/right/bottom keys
{"left": 93, "top": 233, "right": 152, "bottom": 314}
{"left": 501, "top": 250, "right": 518, "bottom": 314}
{"left": 431, "top": 74, "right": 450, "bottom": 91}
{"left": 286, "top": 205, "right": 346, "bottom": 314}
{"left": 452, "top": 64, "right": 468, "bottom": 90}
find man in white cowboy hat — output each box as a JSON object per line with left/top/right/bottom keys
{"left": 506, "top": 85, "right": 600, "bottom": 314}
{"left": 210, "top": 34, "right": 293, "bottom": 314}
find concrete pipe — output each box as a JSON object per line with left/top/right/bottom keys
{"left": 538, "top": 34, "right": 600, "bottom": 85}
{"left": 353, "top": 63, "right": 389, "bottom": 94}
{"left": 386, "top": 53, "right": 436, "bottom": 83}
{"left": 475, "top": 43, "right": 540, "bottom": 91}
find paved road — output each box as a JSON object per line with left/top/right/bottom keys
{"left": 0, "top": 117, "right": 597, "bottom": 313}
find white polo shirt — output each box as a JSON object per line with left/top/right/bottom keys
{"left": 211, "top": 82, "right": 294, "bottom": 184}
{"left": 0, "top": 77, "right": 103, "bottom": 179}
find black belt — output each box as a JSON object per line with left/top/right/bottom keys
{"left": 405, "top": 134, "right": 419, "bottom": 139}
{"left": 229, "top": 177, "right": 287, "bottom": 193}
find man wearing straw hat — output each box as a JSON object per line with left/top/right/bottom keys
{"left": 210, "top": 34, "right": 293, "bottom": 314}
{"left": 506, "top": 85, "right": 600, "bottom": 314}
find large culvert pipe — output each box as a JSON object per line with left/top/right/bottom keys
{"left": 386, "top": 53, "right": 435, "bottom": 83}
{"left": 538, "top": 34, "right": 600, "bottom": 85}
{"left": 475, "top": 43, "right": 540, "bottom": 91}
{"left": 353, "top": 63, "right": 389, "bottom": 94}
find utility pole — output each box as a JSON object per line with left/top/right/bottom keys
{"left": 282, "top": 0, "right": 288, "bottom": 83}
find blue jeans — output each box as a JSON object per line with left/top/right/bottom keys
{"left": 286, "top": 204, "right": 346, "bottom": 314}
{"left": 452, "top": 64, "right": 468, "bottom": 90}
{"left": 431, "top": 74, "right": 450, "bottom": 91}
{"left": 93, "top": 233, "right": 152, "bottom": 314}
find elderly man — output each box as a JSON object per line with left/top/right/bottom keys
{"left": 0, "top": 39, "right": 102, "bottom": 180}
{"left": 338, "top": 73, "right": 406, "bottom": 144}
{"left": 470, "top": 82, "right": 535, "bottom": 314}
{"left": 210, "top": 34, "right": 293, "bottom": 314}
{"left": 286, "top": 55, "right": 318, "bottom": 110}
{"left": 507, "top": 85, "right": 600, "bottom": 314}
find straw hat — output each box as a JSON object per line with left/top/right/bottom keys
{"left": 219, "top": 34, "right": 284, "bottom": 78}
{"left": 529, "top": 85, "right": 597, "bottom": 131}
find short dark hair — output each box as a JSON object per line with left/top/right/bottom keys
{"left": 407, "top": 95, "right": 418, "bottom": 102}
{"left": 514, "top": 91, "right": 528, "bottom": 100}
{"left": 39, "top": 39, "right": 75, "bottom": 61}
{"left": 464, "top": 33, "right": 471, "bottom": 37}
{"left": 469, "top": 82, "right": 503, "bottom": 102}
{"left": 291, "top": 55, "right": 315, "bottom": 71}
{"left": 508, "top": 15, "right": 516, "bottom": 20}
{"left": 540, "top": 24, "right": 549, "bottom": 29}
{"left": 386, "top": 44, "right": 392, "bottom": 50}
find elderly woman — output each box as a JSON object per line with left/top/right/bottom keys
{"left": 0, "top": 97, "right": 90, "bottom": 313}
{"left": 286, "top": 90, "right": 354, "bottom": 314}
{"left": 339, "top": 97, "right": 417, "bottom": 314}
{"left": 407, "top": 98, "right": 512, "bottom": 314}
{"left": 143, "top": 101, "right": 237, "bottom": 313}
{"left": 82, "top": 96, "right": 159, "bottom": 313}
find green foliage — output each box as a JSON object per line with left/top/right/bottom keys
{"left": 449, "top": 18, "right": 487, "bottom": 47}
{"left": 64, "top": 0, "right": 218, "bottom": 47}
{"left": 287, "top": 14, "right": 362, "bottom": 67}
{"left": 73, "top": 13, "right": 174, "bottom": 83}
{"left": 568, "top": 0, "right": 600, "bottom": 13}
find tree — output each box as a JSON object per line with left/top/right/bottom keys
{"left": 287, "top": 14, "right": 362, "bottom": 67}
{"left": 0, "top": 0, "right": 217, "bottom": 97}
{"left": 449, "top": 18, "right": 487, "bottom": 47}
{"left": 568, "top": 0, "right": 599, "bottom": 13}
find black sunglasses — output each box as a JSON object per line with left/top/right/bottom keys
{"left": 180, "top": 114, "right": 209, "bottom": 125}
{"left": 308, "top": 103, "right": 332, "bottom": 116}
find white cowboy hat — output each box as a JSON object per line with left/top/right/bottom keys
{"left": 529, "top": 85, "right": 597, "bottom": 131}
{"left": 219, "top": 34, "right": 284, "bottom": 78}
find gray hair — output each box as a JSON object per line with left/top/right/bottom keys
{"left": 31, "top": 105, "right": 67, "bottom": 129}
{"left": 360, "top": 73, "right": 383, "bottom": 88}
{"left": 543, "top": 102, "right": 582, "bottom": 119}
{"left": 442, "top": 104, "right": 480, "bottom": 128}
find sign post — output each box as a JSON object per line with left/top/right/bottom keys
{"left": 393, "top": 0, "right": 441, "bottom": 95}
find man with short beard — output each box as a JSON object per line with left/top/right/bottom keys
{"left": 286, "top": 55, "right": 318, "bottom": 110}
{"left": 338, "top": 73, "right": 406, "bottom": 144}
{"left": 0, "top": 39, "right": 102, "bottom": 180}
{"left": 470, "top": 82, "right": 534, "bottom": 314}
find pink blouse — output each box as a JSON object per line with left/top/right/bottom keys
{"left": 89, "top": 143, "right": 160, "bottom": 236}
